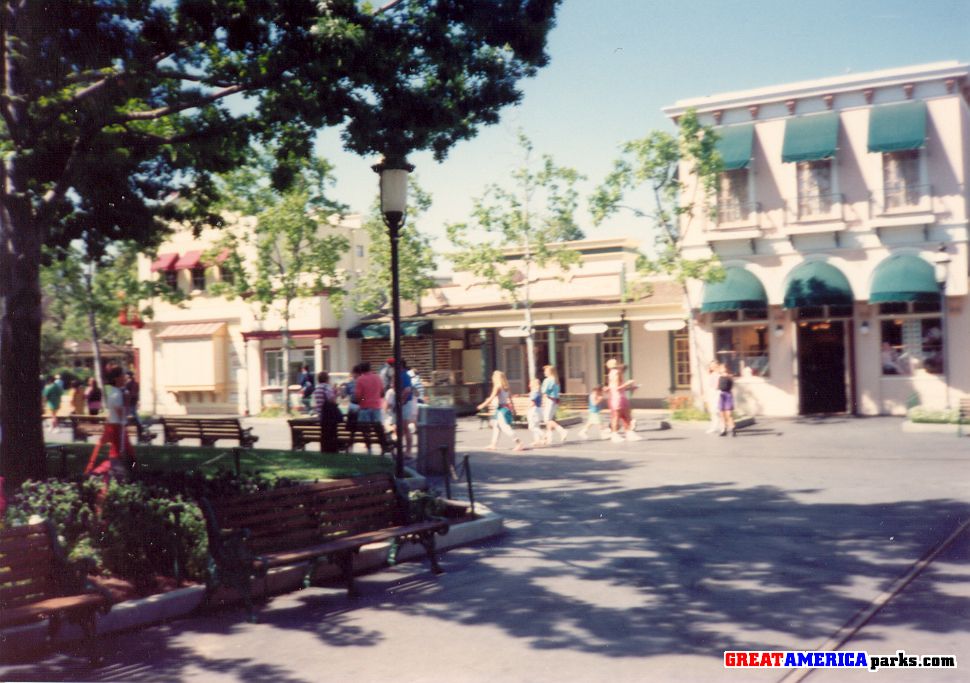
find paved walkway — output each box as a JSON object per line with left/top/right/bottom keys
{"left": 8, "top": 416, "right": 970, "bottom": 681}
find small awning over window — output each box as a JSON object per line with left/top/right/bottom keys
{"left": 781, "top": 113, "right": 840, "bottom": 163}
{"left": 346, "top": 320, "right": 433, "bottom": 339}
{"left": 701, "top": 268, "right": 768, "bottom": 313}
{"left": 869, "top": 254, "right": 939, "bottom": 304}
{"left": 150, "top": 253, "right": 178, "bottom": 272}
{"left": 867, "top": 101, "right": 927, "bottom": 153}
{"left": 783, "top": 261, "right": 853, "bottom": 308}
{"left": 209, "top": 248, "right": 231, "bottom": 265}
{"left": 157, "top": 322, "right": 227, "bottom": 339}
{"left": 174, "top": 250, "right": 203, "bottom": 270}
{"left": 715, "top": 124, "right": 755, "bottom": 171}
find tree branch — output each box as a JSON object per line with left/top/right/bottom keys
{"left": 375, "top": 0, "right": 407, "bottom": 15}
{"left": 116, "top": 83, "right": 247, "bottom": 122}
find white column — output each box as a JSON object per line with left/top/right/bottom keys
{"left": 246, "top": 339, "right": 262, "bottom": 416}
{"left": 313, "top": 338, "right": 324, "bottom": 375}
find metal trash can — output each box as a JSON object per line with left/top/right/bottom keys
{"left": 416, "top": 405, "right": 457, "bottom": 476}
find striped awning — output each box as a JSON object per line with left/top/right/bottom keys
{"left": 156, "top": 322, "right": 226, "bottom": 339}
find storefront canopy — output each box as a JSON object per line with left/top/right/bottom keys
{"left": 869, "top": 254, "right": 939, "bottom": 304}
{"left": 174, "top": 250, "right": 203, "bottom": 271}
{"left": 150, "top": 253, "right": 178, "bottom": 272}
{"left": 783, "top": 261, "right": 853, "bottom": 308}
{"left": 346, "top": 320, "right": 433, "bottom": 339}
{"left": 701, "top": 267, "right": 768, "bottom": 313}
{"left": 781, "top": 113, "right": 840, "bottom": 163}
{"left": 867, "top": 101, "right": 927, "bottom": 153}
{"left": 715, "top": 124, "right": 755, "bottom": 171}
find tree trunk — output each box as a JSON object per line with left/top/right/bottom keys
{"left": 0, "top": 202, "right": 47, "bottom": 487}
{"left": 84, "top": 266, "right": 105, "bottom": 393}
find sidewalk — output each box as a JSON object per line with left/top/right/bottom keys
{"left": 14, "top": 415, "right": 970, "bottom": 682}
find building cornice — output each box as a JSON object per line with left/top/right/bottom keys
{"left": 663, "top": 61, "right": 969, "bottom": 118}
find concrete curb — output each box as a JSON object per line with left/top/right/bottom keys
{"left": 900, "top": 421, "right": 963, "bottom": 435}
{"left": 0, "top": 505, "right": 504, "bottom": 661}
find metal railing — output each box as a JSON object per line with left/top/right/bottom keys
{"left": 787, "top": 192, "right": 843, "bottom": 223}
{"left": 714, "top": 200, "right": 761, "bottom": 228}
{"left": 870, "top": 183, "right": 933, "bottom": 216}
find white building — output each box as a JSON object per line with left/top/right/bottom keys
{"left": 667, "top": 61, "right": 970, "bottom": 416}
{"left": 133, "top": 214, "right": 368, "bottom": 415}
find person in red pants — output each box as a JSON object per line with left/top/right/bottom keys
{"left": 84, "top": 367, "right": 135, "bottom": 477}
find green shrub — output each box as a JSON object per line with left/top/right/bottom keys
{"left": 671, "top": 405, "right": 710, "bottom": 421}
{"left": 907, "top": 406, "right": 959, "bottom": 424}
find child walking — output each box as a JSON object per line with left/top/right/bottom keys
{"left": 578, "top": 385, "right": 609, "bottom": 440}
{"left": 477, "top": 370, "right": 526, "bottom": 451}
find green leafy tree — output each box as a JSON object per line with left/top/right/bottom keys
{"left": 590, "top": 109, "right": 725, "bottom": 401}
{"left": 447, "top": 133, "right": 584, "bottom": 383}
{"left": 0, "top": 1, "right": 561, "bottom": 485}
{"left": 212, "top": 157, "right": 349, "bottom": 414}
{"left": 354, "top": 179, "right": 435, "bottom": 316}
{"left": 43, "top": 239, "right": 185, "bottom": 392}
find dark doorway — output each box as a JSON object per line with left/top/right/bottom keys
{"left": 797, "top": 320, "right": 847, "bottom": 414}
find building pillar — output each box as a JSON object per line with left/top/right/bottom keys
{"left": 479, "top": 329, "right": 491, "bottom": 383}
{"left": 594, "top": 333, "right": 603, "bottom": 387}
{"left": 313, "top": 338, "right": 324, "bottom": 375}
{"left": 245, "top": 338, "right": 261, "bottom": 416}
{"left": 548, "top": 326, "right": 557, "bottom": 369}
{"left": 622, "top": 319, "right": 632, "bottom": 380}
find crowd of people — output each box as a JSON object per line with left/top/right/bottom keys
{"left": 309, "top": 358, "right": 427, "bottom": 460}
{"left": 475, "top": 357, "right": 677, "bottom": 451}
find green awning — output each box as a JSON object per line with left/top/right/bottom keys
{"left": 868, "top": 101, "right": 927, "bottom": 153}
{"left": 701, "top": 267, "right": 768, "bottom": 313}
{"left": 346, "top": 320, "right": 433, "bottom": 339}
{"left": 783, "top": 261, "right": 853, "bottom": 308}
{"left": 715, "top": 124, "right": 755, "bottom": 171}
{"left": 869, "top": 254, "right": 939, "bottom": 304}
{"left": 782, "top": 113, "right": 840, "bottom": 163}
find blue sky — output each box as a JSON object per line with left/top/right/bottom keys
{"left": 314, "top": 0, "right": 970, "bottom": 269}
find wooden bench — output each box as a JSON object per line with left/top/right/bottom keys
{"left": 68, "top": 415, "right": 157, "bottom": 445}
{"left": 161, "top": 417, "right": 258, "bottom": 448}
{"left": 958, "top": 397, "right": 970, "bottom": 437}
{"left": 0, "top": 521, "right": 111, "bottom": 665}
{"left": 200, "top": 473, "right": 449, "bottom": 620}
{"left": 287, "top": 419, "right": 392, "bottom": 454}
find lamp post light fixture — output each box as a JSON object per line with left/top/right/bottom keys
{"left": 934, "top": 246, "right": 951, "bottom": 410}
{"left": 373, "top": 156, "right": 415, "bottom": 479}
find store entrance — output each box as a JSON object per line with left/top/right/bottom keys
{"left": 797, "top": 320, "right": 847, "bottom": 414}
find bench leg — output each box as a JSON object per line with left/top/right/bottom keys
{"left": 419, "top": 533, "right": 443, "bottom": 575}
{"left": 302, "top": 558, "right": 321, "bottom": 589}
{"left": 78, "top": 610, "right": 102, "bottom": 667}
{"left": 333, "top": 551, "right": 359, "bottom": 598}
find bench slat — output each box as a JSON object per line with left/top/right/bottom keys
{"left": 0, "top": 593, "right": 107, "bottom": 629}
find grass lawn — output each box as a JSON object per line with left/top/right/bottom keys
{"left": 45, "top": 442, "right": 395, "bottom": 481}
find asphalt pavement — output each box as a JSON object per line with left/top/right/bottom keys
{"left": 7, "top": 415, "right": 970, "bottom": 682}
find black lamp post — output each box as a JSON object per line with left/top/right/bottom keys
{"left": 934, "top": 246, "right": 951, "bottom": 410}
{"left": 373, "top": 156, "right": 414, "bottom": 479}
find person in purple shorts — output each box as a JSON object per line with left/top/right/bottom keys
{"left": 717, "top": 363, "right": 737, "bottom": 437}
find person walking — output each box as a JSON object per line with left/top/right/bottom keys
{"left": 124, "top": 370, "right": 144, "bottom": 436}
{"left": 606, "top": 359, "right": 640, "bottom": 442}
{"left": 42, "top": 376, "right": 64, "bottom": 431}
{"left": 85, "top": 377, "right": 103, "bottom": 415}
{"left": 297, "top": 365, "right": 315, "bottom": 414}
{"left": 706, "top": 360, "right": 723, "bottom": 435}
{"left": 578, "top": 385, "right": 609, "bottom": 440}
{"left": 313, "top": 371, "right": 341, "bottom": 453}
{"left": 353, "top": 362, "right": 387, "bottom": 453}
{"left": 84, "top": 366, "right": 135, "bottom": 476}
{"left": 541, "top": 365, "right": 568, "bottom": 445}
{"left": 717, "top": 363, "right": 737, "bottom": 437}
{"left": 477, "top": 370, "right": 526, "bottom": 451}
{"left": 70, "top": 379, "right": 86, "bottom": 415}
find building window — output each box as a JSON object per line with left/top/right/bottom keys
{"left": 264, "top": 348, "right": 315, "bottom": 386}
{"left": 164, "top": 270, "right": 178, "bottom": 290}
{"left": 717, "top": 169, "right": 750, "bottom": 224}
{"left": 879, "top": 303, "right": 942, "bottom": 375}
{"left": 796, "top": 160, "right": 834, "bottom": 218}
{"left": 673, "top": 330, "right": 691, "bottom": 389}
{"left": 220, "top": 265, "right": 234, "bottom": 286}
{"left": 191, "top": 265, "right": 206, "bottom": 291}
{"left": 882, "top": 150, "right": 921, "bottom": 210}
{"left": 714, "top": 323, "right": 769, "bottom": 378}
{"left": 600, "top": 325, "right": 624, "bottom": 374}
{"left": 533, "top": 326, "right": 569, "bottom": 344}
